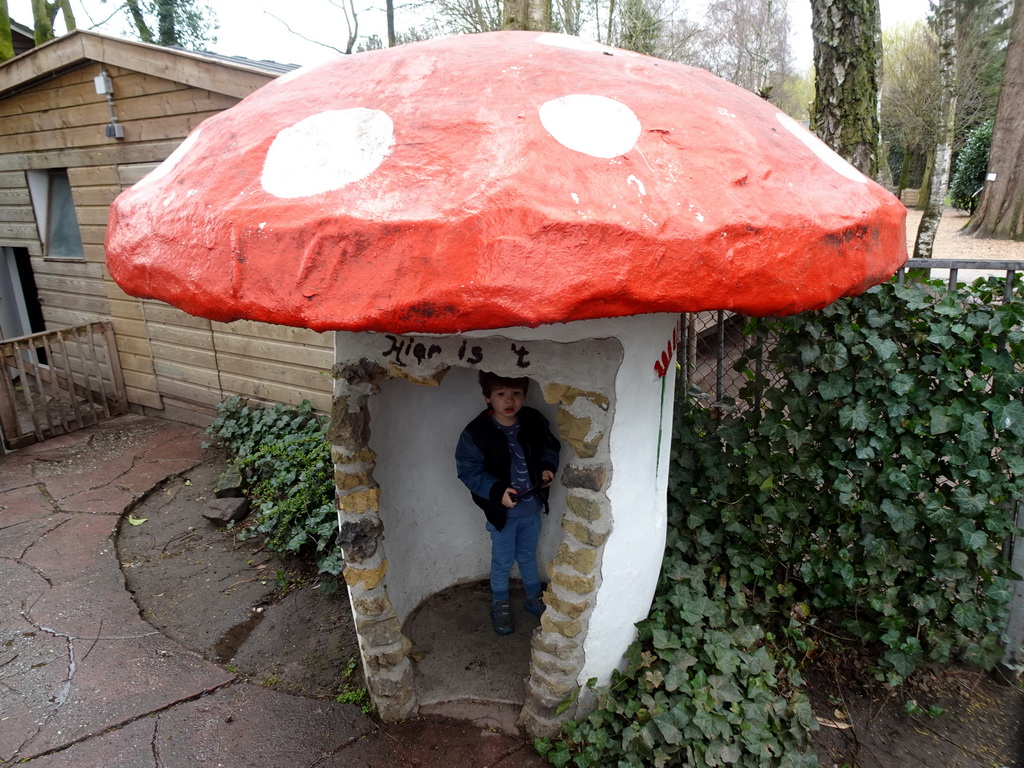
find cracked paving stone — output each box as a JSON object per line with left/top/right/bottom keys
{"left": 153, "top": 683, "right": 373, "bottom": 768}
{"left": 0, "top": 613, "right": 69, "bottom": 765}
{"left": 21, "top": 516, "right": 120, "bottom": 586}
{"left": 9, "top": 717, "right": 159, "bottom": 768}
{"left": 16, "top": 633, "right": 232, "bottom": 761}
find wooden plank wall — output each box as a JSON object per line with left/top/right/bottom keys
{"left": 0, "top": 56, "right": 333, "bottom": 426}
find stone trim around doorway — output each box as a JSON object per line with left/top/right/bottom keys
{"left": 330, "top": 332, "right": 623, "bottom": 736}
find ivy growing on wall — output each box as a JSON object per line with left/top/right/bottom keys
{"left": 542, "top": 278, "right": 1024, "bottom": 767}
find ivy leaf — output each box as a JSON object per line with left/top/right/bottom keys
{"left": 959, "top": 412, "right": 988, "bottom": 452}
{"left": 653, "top": 714, "right": 683, "bottom": 745}
{"left": 890, "top": 372, "right": 916, "bottom": 396}
{"left": 866, "top": 334, "right": 899, "bottom": 360}
{"left": 929, "top": 405, "right": 959, "bottom": 435}
{"left": 882, "top": 499, "right": 916, "bottom": 533}
{"left": 983, "top": 396, "right": 1024, "bottom": 438}
{"left": 788, "top": 369, "right": 812, "bottom": 394}
{"left": 961, "top": 528, "right": 988, "bottom": 552}
{"left": 652, "top": 629, "right": 682, "bottom": 650}
{"left": 839, "top": 400, "right": 871, "bottom": 431}
{"left": 818, "top": 375, "right": 851, "bottom": 400}
{"left": 817, "top": 342, "right": 849, "bottom": 372}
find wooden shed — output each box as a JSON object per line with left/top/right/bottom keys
{"left": 0, "top": 30, "right": 332, "bottom": 441}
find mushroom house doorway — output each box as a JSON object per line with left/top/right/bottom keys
{"left": 331, "top": 315, "right": 679, "bottom": 735}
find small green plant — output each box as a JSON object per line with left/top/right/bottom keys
{"left": 336, "top": 657, "right": 372, "bottom": 713}
{"left": 336, "top": 686, "right": 373, "bottom": 713}
{"left": 904, "top": 699, "right": 947, "bottom": 718}
{"left": 206, "top": 396, "right": 343, "bottom": 591}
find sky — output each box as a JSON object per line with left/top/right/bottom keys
{"left": 8, "top": 0, "right": 933, "bottom": 70}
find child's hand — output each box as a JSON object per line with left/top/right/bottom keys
{"left": 541, "top": 470, "right": 554, "bottom": 485}
{"left": 502, "top": 488, "right": 518, "bottom": 507}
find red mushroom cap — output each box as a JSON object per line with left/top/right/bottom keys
{"left": 105, "top": 31, "right": 907, "bottom": 334}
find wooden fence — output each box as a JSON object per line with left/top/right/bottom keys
{"left": 0, "top": 322, "right": 126, "bottom": 451}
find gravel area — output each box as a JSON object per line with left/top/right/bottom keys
{"left": 906, "top": 207, "right": 1023, "bottom": 261}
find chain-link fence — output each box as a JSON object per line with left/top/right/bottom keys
{"left": 679, "top": 258, "right": 1024, "bottom": 411}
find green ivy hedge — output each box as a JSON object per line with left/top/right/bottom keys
{"left": 206, "top": 396, "right": 343, "bottom": 590}
{"left": 542, "top": 278, "right": 1024, "bottom": 767}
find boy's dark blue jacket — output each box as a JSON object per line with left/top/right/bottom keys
{"left": 455, "top": 406, "right": 560, "bottom": 531}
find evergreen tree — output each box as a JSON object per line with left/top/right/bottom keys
{"left": 122, "top": 0, "right": 217, "bottom": 50}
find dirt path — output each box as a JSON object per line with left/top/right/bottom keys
{"left": 907, "top": 207, "right": 1024, "bottom": 260}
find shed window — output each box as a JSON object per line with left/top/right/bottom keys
{"left": 27, "top": 169, "right": 85, "bottom": 260}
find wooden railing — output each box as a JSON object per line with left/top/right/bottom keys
{"left": 0, "top": 322, "right": 126, "bottom": 451}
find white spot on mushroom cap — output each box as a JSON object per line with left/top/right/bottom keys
{"left": 261, "top": 108, "right": 395, "bottom": 199}
{"left": 134, "top": 130, "right": 202, "bottom": 189}
{"left": 627, "top": 175, "right": 646, "bottom": 196}
{"left": 775, "top": 112, "right": 868, "bottom": 184}
{"left": 539, "top": 95, "right": 641, "bottom": 159}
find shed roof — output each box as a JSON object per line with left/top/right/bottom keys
{"left": 0, "top": 29, "right": 291, "bottom": 100}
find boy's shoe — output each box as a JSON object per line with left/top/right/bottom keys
{"left": 525, "top": 595, "right": 545, "bottom": 619}
{"left": 490, "top": 600, "right": 514, "bottom": 635}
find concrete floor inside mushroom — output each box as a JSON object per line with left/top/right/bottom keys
{"left": 403, "top": 579, "right": 538, "bottom": 734}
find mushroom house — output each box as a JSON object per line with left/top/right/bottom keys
{"left": 105, "top": 31, "right": 907, "bottom": 735}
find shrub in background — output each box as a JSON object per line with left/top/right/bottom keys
{"left": 949, "top": 120, "right": 993, "bottom": 213}
{"left": 206, "top": 397, "right": 343, "bottom": 590}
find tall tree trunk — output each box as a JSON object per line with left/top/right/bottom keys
{"left": 31, "top": 0, "right": 53, "bottom": 44}
{"left": 57, "top": 0, "right": 74, "bottom": 32}
{"left": 343, "top": 0, "right": 358, "bottom": 53}
{"left": 504, "top": 0, "right": 551, "bottom": 30}
{"left": 386, "top": 0, "right": 395, "bottom": 47}
{"left": 914, "top": 0, "right": 957, "bottom": 258}
{"left": 897, "top": 151, "right": 912, "bottom": 200}
{"left": 0, "top": 1, "right": 14, "bottom": 62}
{"left": 918, "top": 149, "right": 935, "bottom": 211}
{"left": 125, "top": 0, "right": 154, "bottom": 43}
{"left": 966, "top": 0, "right": 1024, "bottom": 240}
{"left": 810, "top": 0, "right": 881, "bottom": 177}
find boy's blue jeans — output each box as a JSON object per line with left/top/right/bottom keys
{"left": 486, "top": 512, "right": 542, "bottom": 602}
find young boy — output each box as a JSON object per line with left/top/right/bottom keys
{"left": 455, "top": 371, "right": 561, "bottom": 635}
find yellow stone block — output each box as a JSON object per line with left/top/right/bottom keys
{"left": 551, "top": 569, "right": 596, "bottom": 595}
{"left": 338, "top": 487, "right": 380, "bottom": 515}
{"left": 554, "top": 543, "right": 597, "bottom": 574}
{"left": 344, "top": 559, "right": 388, "bottom": 590}
{"left": 562, "top": 518, "right": 610, "bottom": 548}
{"left": 543, "top": 383, "right": 610, "bottom": 411}
{"left": 555, "top": 409, "right": 603, "bottom": 459}
{"left": 566, "top": 493, "right": 603, "bottom": 521}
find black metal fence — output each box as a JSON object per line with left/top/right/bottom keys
{"left": 679, "top": 259, "right": 1024, "bottom": 409}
